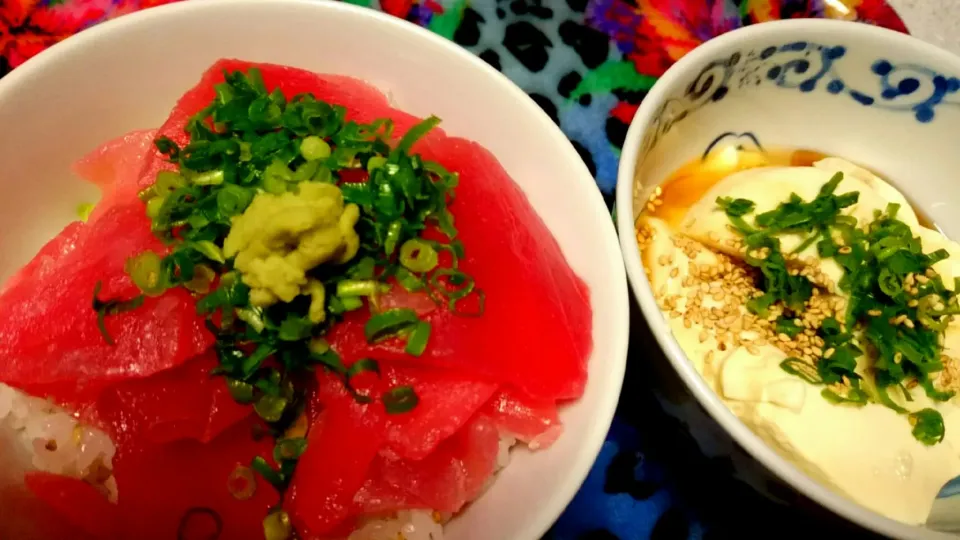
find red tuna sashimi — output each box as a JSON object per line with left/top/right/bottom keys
{"left": 22, "top": 473, "right": 119, "bottom": 539}
{"left": 323, "top": 140, "right": 593, "bottom": 401}
{"left": 92, "top": 351, "right": 250, "bottom": 445}
{"left": 138, "top": 59, "right": 432, "bottom": 191}
{"left": 482, "top": 387, "right": 562, "bottom": 449}
{"left": 73, "top": 129, "right": 157, "bottom": 224}
{"left": 379, "top": 364, "right": 498, "bottom": 460}
{"left": 142, "top": 58, "right": 591, "bottom": 401}
{"left": 0, "top": 135, "right": 213, "bottom": 406}
{"left": 29, "top": 418, "right": 279, "bottom": 540}
{"left": 354, "top": 414, "right": 501, "bottom": 516}
{"left": 286, "top": 372, "right": 387, "bottom": 536}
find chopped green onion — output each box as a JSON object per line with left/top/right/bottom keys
{"left": 227, "top": 465, "right": 256, "bottom": 500}
{"left": 404, "top": 321, "right": 431, "bottom": 356}
{"left": 385, "top": 221, "right": 403, "bottom": 256}
{"left": 254, "top": 394, "right": 288, "bottom": 423}
{"left": 92, "top": 281, "right": 145, "bottom": 345}
{"left": 300, "top": 136, "right": 331, "bottom": 161}
{"left": 367, "top": 155, "right": 387, "bottom": 171}
{"left": 227, "top": 378, "right": 255, "bottom": 404}
{"left": 126, "top": 251, "right": 166, "bottom": 296}
{"left": 278, "top": 315, "right": 313, "bottom": 342}
{"left": 396, "top": 116, "right": 441, "bottom": 154}
{"left": 216, "top": 184, "right": 253, "bottom": 217}
{"left": 911, "top": 408, "right": 946, "bottom": 446}
{"left": 155, "top": 170, "right": 186, "bottom": 193}
{"left": 273, "top": 438, "right": 307, "bottom": 462}
{"left": 337, "top": 279, "right": 389, "bottom": 297}
{"left": 399, "top": 239, "right": 439, "bottom": 273}
{"left": 190, "top": 169, "right": 225, "bottom": 186}
{"left": 262, "top": 510, "right": 292, "bottom": 540}
{"left": 383, "top": 386, "right": 419, "bottom": 414}
{"left": 779, "top": 358, "right": 822, "bottom": 385}
{"left": 340, "top": 296, "right": 364, "bottom": 311}
{"left": 347, "top": 358, "right": 381, "bottom": 379}
{"left": 263, "top": 160, "right": 293, "bottom": 194}
{"left": 189, "top": 241, "right": 226, "bottom": 264}
{"left": 396, "top": 268, "right": 425, "bottom": 292}
{"left": 251, "top": 456, "right": 285, "bottom": 489}
{"left": 429, "top": 268, "right": 475, "bottom": 301}
{"left": 145, "top": 196, "right": 166, "bottom": 219}
{"left": 309, "top": 337, "right": 330, "bottom": 355}
{"left": 292, "top": 159, "right": 320, "bottom": 182}
{"left": 237, "top": 307, "right": 266, "bottom": 333}
{"left": 364, "top": 309, "right": 419, "bottom": 343}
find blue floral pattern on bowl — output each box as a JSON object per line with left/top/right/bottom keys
{"left": 640, "top": 42, "right": 960, "bottom": 160}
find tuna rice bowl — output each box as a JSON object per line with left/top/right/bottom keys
{"left": 0, "top": 59, "right": 594, "bottom": 540}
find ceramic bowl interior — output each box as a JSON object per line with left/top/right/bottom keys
{"left": 0, "top": 1, "right": 629, "bottom": 539}
{"left": 616, "top": 18, "right": 960, "bottom": 540}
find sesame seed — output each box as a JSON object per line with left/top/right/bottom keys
{"left": 669, "top": 267, "right": 679, "bottom": 278}
{"left": 824, "top": 348, "right": 835, "bottom": 359}
{"left": 868, "top": 309, "right": 882, "bottom": 317}
{"left": 838, "top": 246, "right": 852, "bottom": 254}
{"left": 778, "top": 333, "right": 791, "bottom": 342}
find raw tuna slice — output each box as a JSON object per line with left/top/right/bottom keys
{"left": 30, "top": 418, "right": 279, "bottom": 540}
{"left": 354, "top": 414, "right": 501, "bottom": 515}
{"left": 138, "top": 59, "right": 433, "bottom": 191}
{"left": 286, "top": 372, "right": 387, "bottom": 536}
{"left": 416, "top": 136, "right": 592, "bottom": 400}
{"left": 323, "top": 138, "right": 593, "bottom": 401}
{"left": 142, "top": 58, "right": 592, "bottom": 401}
{"left": 482, "top": 387, "right": 562, "bottom": 449}
{"left": 0, "top": 134, "right": 213, "bottom": 406}
{"left": 379, "top": 364, "right": 498, "bottom": 460}
{"left": 73, "top": 129, "right": 157, "bottom": 224}
{"left": 22, "top": 472, "right": 119, "bottom": 539}
{"left": 92, "top": 351, "right": 250, "bottom": 445}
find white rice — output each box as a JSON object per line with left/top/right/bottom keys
{"left": 0, "top": 382, "right": 525, "bottom": 540}
{"left": 0, "top": 382, "right": 117, "bottom": 538}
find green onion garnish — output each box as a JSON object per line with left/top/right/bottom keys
{"left": 383, "top": 386, "right": 420, "bottom": 414}
{"left": 299, "top": 136, "right": 331, "bottom": 161}
{"left": 251, "top": 456, "right": 285, "bottom": 490}
{"left": 337, "top": 280, "right": 389, "bottom": 297}
{"left": 254, "top": 394, "right": 288, "bottom": 423}
{"left": 226, "top": 378, "right": 255, "bottom": 404}
{"left": 273, "top": 438, "right": 307, "bottom": 462}
{"left": 91, "top": 281, "right": 145, "bottom": 346}
{"left": 911, "top": 408, "right": 946, "bottom": 446}
{"left": 126, "top": 251, "right": 166, "bottom": 297}
{"left": 404, "top": 321, "right": 431, "bottom": 357}
{"left": 262, "top": 510, "right": 293, "bottom": 540}
{"left": 399, "top": 239, "right": 439, "bottom": 273}
{"left": 364, "top": 308, "right": 419, "bottom": 343}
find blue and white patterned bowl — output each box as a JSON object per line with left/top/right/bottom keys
{"left": 616, "top": 19, "right": 960, "bottom": 540}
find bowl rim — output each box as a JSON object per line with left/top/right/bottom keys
{"left": 0, "top": 1, "right": 630, "bottom": 539}
{"left": 616, "top": 18, "right": 960, "bottom": 540}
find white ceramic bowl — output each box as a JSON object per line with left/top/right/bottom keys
{"left": 616, "top": 18, "right": 960, "bottom": 540}
{"left": 0, "top": 1, "right": 629, "bottom": 539}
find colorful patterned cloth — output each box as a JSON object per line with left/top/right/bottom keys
{"left": 0, "top": 1, "right": 908, "bottom": 539}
